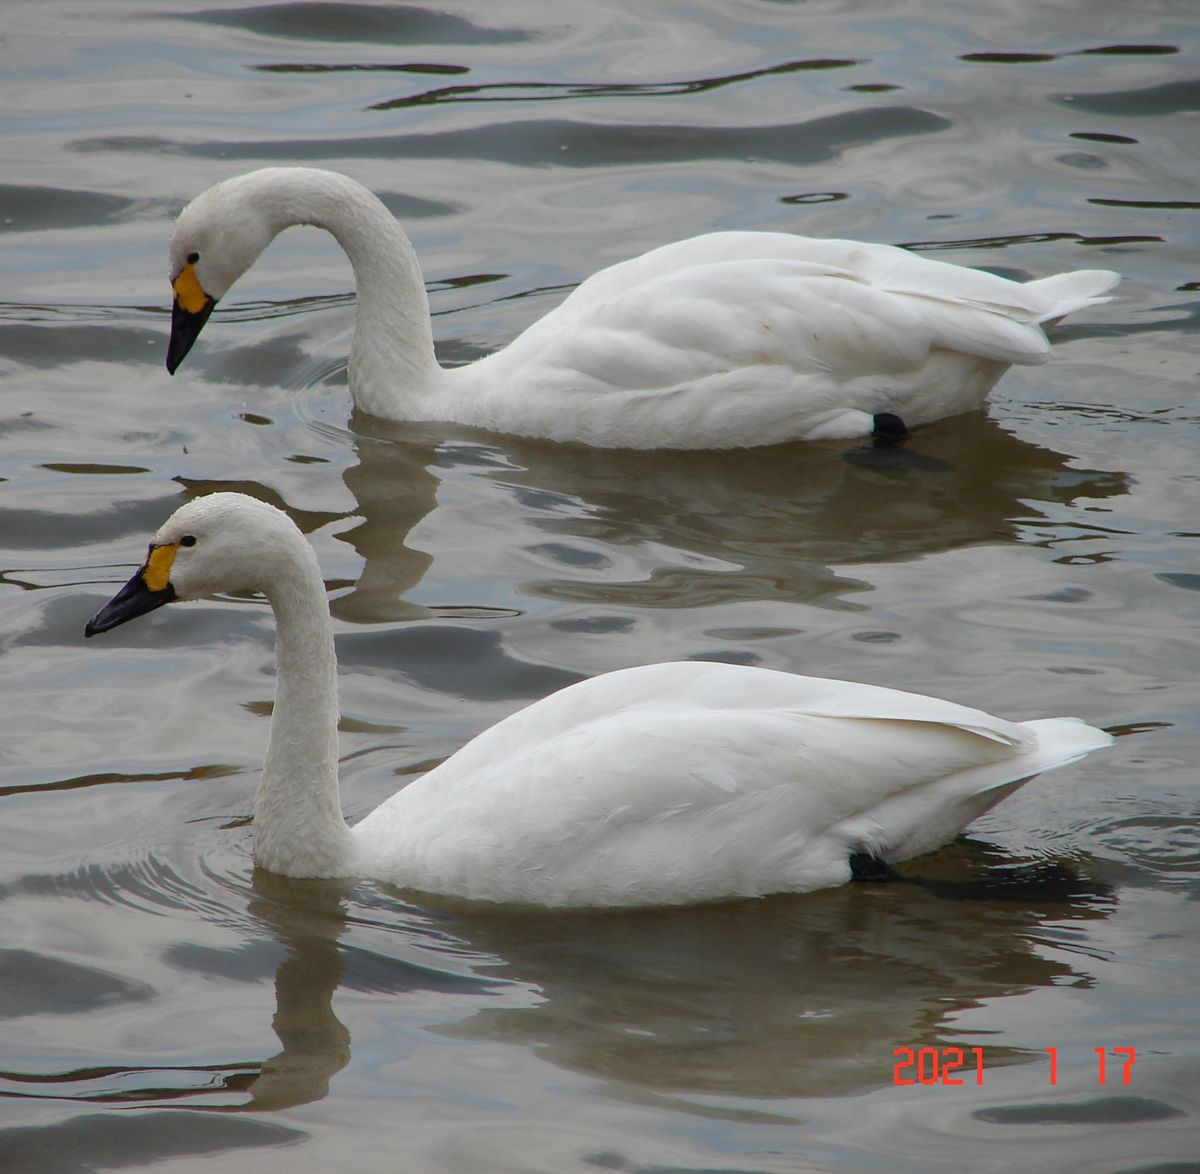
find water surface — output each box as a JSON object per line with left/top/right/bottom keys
{"left": 2, "top": 1, "right": 1199, "bottom": 1170}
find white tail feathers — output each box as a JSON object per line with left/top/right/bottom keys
{"left": 1025, "top": 269, "right": 1121, "bottom": 322}
{"left": 1014, "top": 716, "right": 1116, "bottom": 774}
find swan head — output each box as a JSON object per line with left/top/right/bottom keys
{"left": 84, "top": 493, "right": 303, "bottom": 636}
{"left": 167, "top": 172, "right": 283, "bottom": 374}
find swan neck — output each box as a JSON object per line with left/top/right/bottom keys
{"left": 267, "top": 170, "right": 444, "bottom": 415}
{"left": 255, "top": 545, "right": 353, "bottom": 877}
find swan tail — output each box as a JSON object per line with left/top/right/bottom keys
{"left": 838, "top": 717, "right": 1113, "bottom": 866}
{"left": 862, "top": 264, "right": 1117, "bottom": 366}
{"left": 1012, "top": 716, "right": 1116, "bottom": 769}
{"left": 1024, "top": 269, "right": 1121, "bottom": 323}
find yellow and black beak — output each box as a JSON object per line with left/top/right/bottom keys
{"left": 84, "top": 543, "right": 180, "bottom": 637}
{"left": 166, "top": 263, "right": 216, "bottom": 374}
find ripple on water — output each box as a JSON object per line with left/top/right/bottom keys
{"left": 6, "top": 851, "right": 246, "bottom": 921}
{"left": 1090, "top": 809, "right": 1200, "bottom": 881}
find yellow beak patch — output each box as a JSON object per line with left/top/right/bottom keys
{"left": 143, "top": 542, "right": 180, "bottom": 592}
{"left": 172, "top": 264, "right": 210, "bottom": 314}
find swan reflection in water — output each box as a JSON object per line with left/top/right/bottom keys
{"left": 0, "top": 837, "right": 1117, "bottom": 1152}
{"left": 169, "top": 846, "right": 1114, "bottom": 1113}
{"left": 180, "top": 409, "right": 1130, "bottom": 629}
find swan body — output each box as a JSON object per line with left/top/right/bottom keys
{"left": 85, "top": 493, "right": 1112, "bottom": 907}
{"left": 167, "top": 167, "right": 1119, "bottom": 449}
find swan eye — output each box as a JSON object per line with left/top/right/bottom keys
{"left": 187, "top": 252, "right": 200, "bottom": 265}
{"left": 180, "top": 534, "right": 197, "bottom": 547}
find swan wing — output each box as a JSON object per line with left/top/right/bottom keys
{"left": 456, "top": 237, "right": 1117, "bottom": 446}
{"left": 533, "top": 231, "right": 1117, "bottom": 359}
{"left": 466, "top": 258, "right": 937, "bottom": 445}
{"left": 352, "top": 663, "right": 1109, "bottom": 905}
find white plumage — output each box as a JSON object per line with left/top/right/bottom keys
{"left": 85, "top": 493, "right": 1113, "bottom": 907}
{"left": 166, "top": 167, "right": 1118, "bottom": 449}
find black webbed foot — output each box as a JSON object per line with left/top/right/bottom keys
{"left": 844, "top": 414, "right": 951, "bottom": 472}
{"left": 849, "top": 852, "right": 903, "bottom": 883}
{"left": 871, "top": 412, "right": 909, "bottom": 447}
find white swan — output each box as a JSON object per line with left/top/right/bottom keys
{"left": 84, "top": 492, "right": 1112, "bottom": 907}
{"left": 166, "top": 167, "right": 1119, "bottom": 449}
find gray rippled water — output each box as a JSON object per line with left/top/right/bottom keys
{"left": 2, "top": 1, "right": 1199, "bottom": 1170}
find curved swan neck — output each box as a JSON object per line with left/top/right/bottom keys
{"left": 252, "top": 168, "right": 444, "bottom": 415}
{"left": 254, "top": 536, "right": 353, "bottom": 877}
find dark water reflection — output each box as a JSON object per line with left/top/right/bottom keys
{"left": 177, "top": 3, "right": 536, "bottom": 48}
{"left": 82, "top": 107, "right": 954, "bottom": 170}
{"left": 321, "top": 411, "right": 1130, "bottom": 622}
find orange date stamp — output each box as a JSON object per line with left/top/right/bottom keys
{"left": 892, "top": 1046, "right": 1137, "bottom": 1086}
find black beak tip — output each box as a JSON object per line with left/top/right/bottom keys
{"left": 167, "top": 297, "right": 216, "bottom": 376}
{"left": 84, "top": 578, "right": 176, "bottom": 638}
